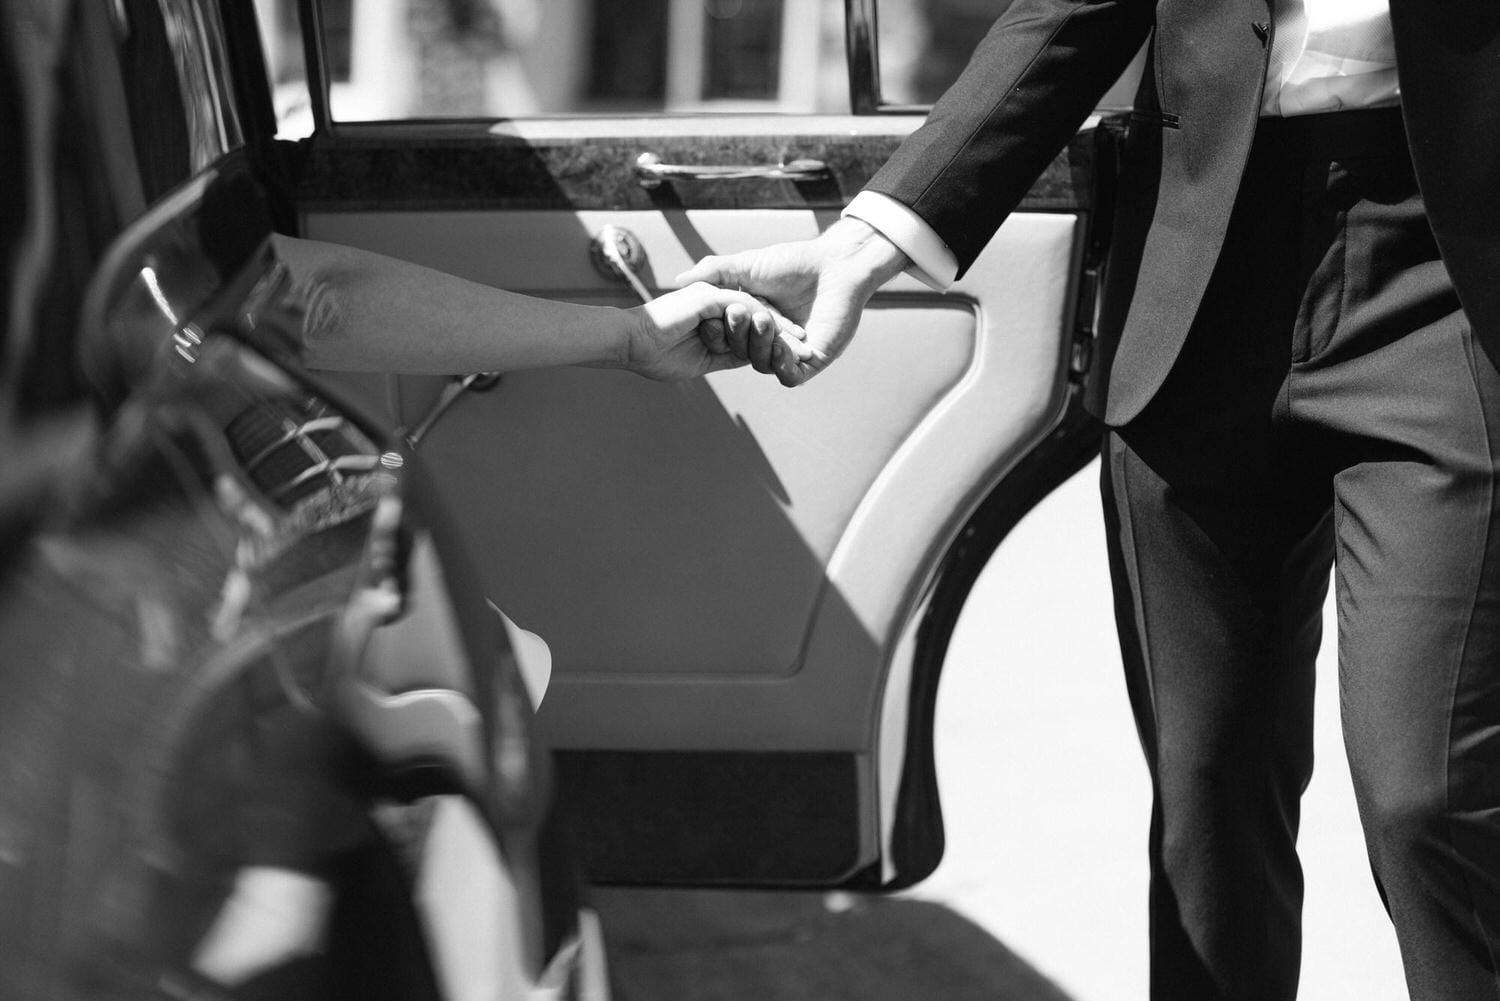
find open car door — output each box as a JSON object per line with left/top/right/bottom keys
{"left": 261, "top": 0, "right": 1130, "bottom": 891}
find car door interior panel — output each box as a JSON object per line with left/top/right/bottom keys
{"left": 298, "top": 123, "right": 1100, "bottom": 887}
{"left": 214, "top": 0, "right": 1130, "bottom": 893}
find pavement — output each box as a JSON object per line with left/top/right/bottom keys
{"left": 592, "top": 459, "right": 1411, "bottom": 1001}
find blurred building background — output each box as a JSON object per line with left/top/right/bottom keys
{"left": 251, "top": 0, "right": 1015, "bottom": 132}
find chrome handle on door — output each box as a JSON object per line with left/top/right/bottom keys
{"left": 590, "top": 225, "right": 654, "bottom": 305}
{"left": 633, "top": 152, "right": 832, "bottom": 189}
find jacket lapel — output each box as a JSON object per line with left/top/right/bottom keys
{"left": 1103, "top": 0, "right": 1273, "bottom": 424}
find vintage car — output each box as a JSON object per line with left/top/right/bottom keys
{"left": 0, "top": 0, "right": 1133, "bottom": 997}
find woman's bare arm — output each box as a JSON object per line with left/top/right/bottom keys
{"left": 273, "top": 234, "right": 794, "bottom": 380}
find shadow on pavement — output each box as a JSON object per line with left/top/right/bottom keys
{"left": 593, "top": 888, "right": 1078, "bottom": 1001}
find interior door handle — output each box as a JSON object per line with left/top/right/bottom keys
{"left": 591, "top": 225, "right": 654, "bottom": 304}
{"left": 633, "top": 152, "right": 831, "bottom": 189}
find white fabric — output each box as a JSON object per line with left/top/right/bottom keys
{"left": 192, "top": 867, "right": 333, "bottom": 986}
{"left": 493, "top": 601, "right": 552, "bottom": 708}
{"left": 843, "top": 190, "right": 959, "bottom": 289}
{"left": 1262, "top": 0, "right": 1399, "bottom": 115}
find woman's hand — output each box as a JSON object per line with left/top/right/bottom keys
{"left": 675, "top": 218, "right": 909, "bottom": 386}
{"left": 625, "top": 282, "right": 804, "bottom": 381}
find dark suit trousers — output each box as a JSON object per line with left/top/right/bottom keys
{"left": 1102, "top": 109, "right": 1500, "bottom": 1001}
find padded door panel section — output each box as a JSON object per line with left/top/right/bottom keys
{"left": 303, "top": 207, "right": 1083, "bottom": 755}
{"left": 406, "top": 303, "right": 974, "bottom": 679}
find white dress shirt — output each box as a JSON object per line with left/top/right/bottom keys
{"left": 847, "top": 0, "right": 1399, "bottom": 290}
{"left": 1263, "top": 0, "right": 1399, "bottom": 115}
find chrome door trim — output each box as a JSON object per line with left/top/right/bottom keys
{"left": 633, "top": 152, "right": 833, "bottom": 188}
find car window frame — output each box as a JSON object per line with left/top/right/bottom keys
{"left": 296, "top": 0, "right": 335, "bottom": 133}
{"left": 845, "top": 0, "right": 883, "bottom": 114}
{"left": 161, "top": 0, "right": 247, "bottom": 168}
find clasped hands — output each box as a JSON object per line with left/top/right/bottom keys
{"left": 635, "top": 217, "right": 911, "bottom": 386}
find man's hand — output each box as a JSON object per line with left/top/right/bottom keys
{"left": 676, "top": 217, "right": 911, "bottom": 386}
{"left": 625, "top": 282, "right": 804, "bottom": 381}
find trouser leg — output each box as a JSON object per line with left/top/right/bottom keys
{"left": 1290, "top": 158, "right": 1500, "bottom": 1001}
{"left": 1103, "top": 429, "right": 1331, "bottom": 1001}
{"left": 1101, "top": 125, "right": 1336, "bottom": 1001}
{"left": 1103, "top": 113, "right": 1500, "bottom": 1000}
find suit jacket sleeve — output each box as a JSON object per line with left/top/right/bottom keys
{"left": 866, "top": 0, "right": 1154, "bottom": 278}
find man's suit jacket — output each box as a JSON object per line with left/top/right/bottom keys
{"left": 865, "top": 0, "right": 1500, "bottom": 426}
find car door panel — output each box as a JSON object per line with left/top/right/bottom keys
{"left": 304, "top": 210, "right": 1081, "bottom": 730}
{"left": 294, "top": 112, "right": 1102, "bottom": 888}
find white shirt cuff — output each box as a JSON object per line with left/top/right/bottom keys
{"left": 843, "top": 191, "right": 959, "bottom": 291}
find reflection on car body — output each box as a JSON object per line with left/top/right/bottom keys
{"left": 3, "top": 215, "right": 588, "bottom": 1001}
{"left": 0, "top": 6, "right": 592, "bottom": 994}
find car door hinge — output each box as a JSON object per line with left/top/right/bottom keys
{"left": 1069, "top": 263, "right": 1102, "bottom": 381}
{"left": 1070, "top": 334, "right": 1094, "bottom": 379}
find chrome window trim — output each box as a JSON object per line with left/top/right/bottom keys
{"left": 845, "top": 0, "right": 881, "bottom": 114}
{"left": 297, "top": 0, "right": 334, "bottom": 135}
